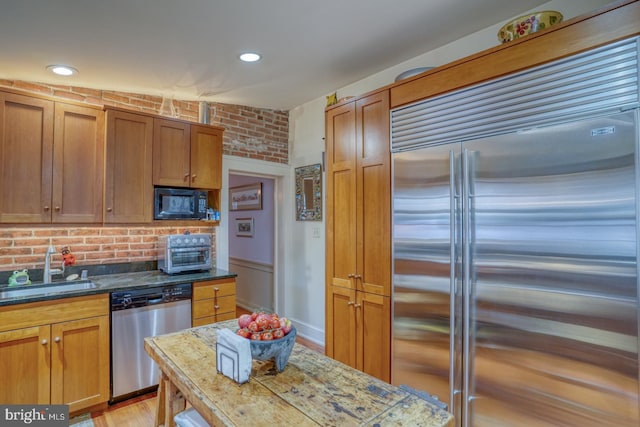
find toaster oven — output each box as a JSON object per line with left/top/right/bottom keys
{"left": 158, "top": 233, "right": 212, "bottom": 274}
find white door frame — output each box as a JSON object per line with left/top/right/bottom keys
{"left": 217, "top": 155, "right": 292, "bottom": 315}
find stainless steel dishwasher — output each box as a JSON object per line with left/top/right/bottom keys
{"left": 110, "top": 283, "right": 192, "bottom": 402}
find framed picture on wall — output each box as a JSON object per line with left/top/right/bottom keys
{"left": 235, "top": 217, "right": 254, "bottom": 237}
{"left": 229, "top": 183, "right": 263, "bottom": 211}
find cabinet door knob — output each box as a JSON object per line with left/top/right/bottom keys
{"left": 54, "top": 336, "right": 61, "bottom": 343}
{"left": 353, "top": 274, "right": 362, "bottom": 280}
{"left": 184, "top": 173, "right": 190, "bottom": 180}
{"left": 347, "top": 301, "right": 355, "bottom": 306}
{"left": 214, "top": 305, "right": 220, "bottom": 310}
{"left": 213, "top": 287, "right": 220, "bottom": 292}
{"left": 43, "top": 206, "right": 50, "bottom": 211}
{"left": 41, "top": 339, "right": 48, "bottom": 345}
{"left": 54, "top": 206, "right": 61, "bottom": 211}
{"left": 106, "top": 207, "right": 113, "bottom": 212}
{"left": 354, "top": 304, "right": 362, "bottom": 309}
{"left": 348, "top": 274, "right": 355, "bottom": 278}
{"left": 191, "top": 174, "right": 197, "bottom": 182}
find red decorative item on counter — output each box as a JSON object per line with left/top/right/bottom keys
{"left": 61, "top": 246, "right": 76, "bottom": 266}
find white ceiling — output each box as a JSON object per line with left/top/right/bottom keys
{"left": 0, "top": 0, "right": 550, "bottom": 110}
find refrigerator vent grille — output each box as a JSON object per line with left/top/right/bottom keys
{"left": 391, "top": 37, "right": 639, "bottom": 151}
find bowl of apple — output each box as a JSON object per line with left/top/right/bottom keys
{"left": 236, "top": 312, "right": 296, "bottom": 372}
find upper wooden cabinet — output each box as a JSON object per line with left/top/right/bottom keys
{"left": 190, "top": 124, "right": 223, "bottom": 190}
{"left": 105, "top": 109, "right": 153, "bottom": 223}
{"left": 0, "top": 91, "right": 104, "bottom": 223}
{"left": 53, "top": 102, "right": 105, "bottom": 223}
{"left": 325, "top": 90, "right": 391, "bottom": 297}
{"left": 153, "top": 119, "right": 223, "bottom": 190}
{"left": 0, "top": 89, "right": 224, "bottom": 225}
{"left": 153, "top": 118, "right": 191, "bottom": 187}
{"left": 390, "top": 0, "right": 640, "bottom": 108}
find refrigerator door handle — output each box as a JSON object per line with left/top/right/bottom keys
{"left": 448, "top": 150, "right": 457, "bottom": 411}
{"left": 462, "top": 148, "right": 472, "bottom": 427}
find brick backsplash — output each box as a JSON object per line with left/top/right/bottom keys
{"left": 0, "top": 226, "right": 216, "bottom": 272}
{"left": 0, "top": 79, "right": 289, "bottom": 164}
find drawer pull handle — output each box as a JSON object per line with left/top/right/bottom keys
{"left": 214, "top": 305, "right": 220, "bottom": 309}
{"left": 214, "top": 287, "right": 220, "bottom": 292}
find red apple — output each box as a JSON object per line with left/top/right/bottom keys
{"left": 261, "top": 331, "right": 273, "bottom": 340}
{"left": 236, "top": 328, "right": 251, "bottom": 338}
{"left": 238, "top": 314, "right": 252, "bottom": 329}
{"left": 255, "top": 314, "right": 271, "bottom": 331}
{"left": 280, "top": 317, "right": 292, "bottom": 334}
{"left": 269, "top": 318, "right": 281, "bottom": 329}
{"left": 248, "top": 321, "right": 260, "bottom": 333}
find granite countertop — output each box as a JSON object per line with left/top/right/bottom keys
{"left": 0, "top": 262, "right": 237, "bottom": 307}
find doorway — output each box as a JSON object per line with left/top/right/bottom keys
{"left": 216, "top": 155, "right": 292, "bottom": 316}
{"left": 228, "top": 174, "right": 275, "bottom": 312}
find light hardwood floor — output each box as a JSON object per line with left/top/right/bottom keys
{"left": 89, "top": 308, "right": 323, "bottom": 426}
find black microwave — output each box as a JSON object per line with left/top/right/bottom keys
{"left": 154, "top": 187, "right": 208, "bottom": 220}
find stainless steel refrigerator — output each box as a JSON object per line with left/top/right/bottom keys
{"left": 392, "top": 110, "right": 639, "bottom": 427}
{"left": 391, "top": 107, "right": 640, "bottom": 426}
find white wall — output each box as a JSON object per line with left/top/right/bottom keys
{"left": 284, "top": 0, "right": 613, "bottom": 345}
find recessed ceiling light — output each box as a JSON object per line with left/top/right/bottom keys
{"left": 239, "top": 52, "right": 261, "bottom": 63}
{"left": 46, "top": 64, "right": 78, "bottom": 76}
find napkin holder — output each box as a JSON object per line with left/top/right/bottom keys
{"left": 216, "top": 329, "right": 251, "bottom": 384}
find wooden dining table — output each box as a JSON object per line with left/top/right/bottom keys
{"left": 144, "top": 319, "right": 454, "bottom": 427}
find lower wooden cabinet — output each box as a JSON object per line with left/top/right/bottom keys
{"left": 0, "top": 294, "right": 110, "bottom": 414}
{"left": 326, "top": 285, "right": 390, "bottom": 382}
{"left": 192, "top": 278, "right": 237, "bottom": 327}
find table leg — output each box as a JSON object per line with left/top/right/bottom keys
{"left": 155, "top": 374, "right": 166, "bottom": 427}
{"left": 164, "top": 375, "right": 186, "bottom": 427}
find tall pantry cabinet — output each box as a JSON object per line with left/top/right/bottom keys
{"left": 325, "top": 89, "right": 391, "bottom": 382}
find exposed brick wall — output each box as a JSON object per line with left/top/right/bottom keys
{"left": 0, "top": 226, "right": 216, "bottom": 271}
{"left": 0, "top": 79, "right": 289, "bottom": 164}
{"left": 0, "top": 79, "right": 285, "bottom": 273}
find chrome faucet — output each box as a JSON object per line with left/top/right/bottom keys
{"left": 43, "top": 245, "right": 64, "bottom": 284}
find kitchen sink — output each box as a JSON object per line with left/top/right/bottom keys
{"left": 0, "top": 280, "right": 97, "bottom": 300}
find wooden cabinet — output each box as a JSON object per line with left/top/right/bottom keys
{"left": 192, "top": 278, "right": 236, "bottom": 327}
{"left": 153, "top": 119, "right": 223, "bottom": 190}
{"left": 326, "top": 285, "right": 390, "bottom": 380}
{"left": 325, "top": 89, "right": 391, "bottom": 382}
{"left": 153, "top": 118, "right": 191, "bottom": 187}
{"left": 53, "top": 102, "right": 105, "bottom": 223}
{"left": 0, "top": 91, "right": 104, "bottom": 223}
{"left": 105, "top": 108, "right": 153, "bottom": 223}
{"left": 0, "top": 294, "right": 110, "bottom": 415}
